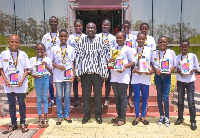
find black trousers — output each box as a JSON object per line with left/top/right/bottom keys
{"left": 105, "top": 69, "right": 111, "bottom": 101}
{"left": 112, "top": 82, "right": 128, "bottom": 119}
{"left": 81, "top": 74, "right": 104, "bottom": 118}
{"left": 73, "top": 76, "right": 79, "bottom": 101}
{"left": 177, "top": 81, "right": 196, "bottom": 123}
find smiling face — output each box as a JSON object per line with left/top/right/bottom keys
{"left": 36, "top": 44, "right": 44, "bottom": 58}
{"left": 8, "top": 34, "right": 20, "bottom": 52}
{"left": 49, "top": 17, "right": 58, "bottom": 31}
{"left": 59, "top": 31, "right": 68, "bottom": 45}
{"left": 158, "top": 37, "right": 168, "bottom": 51}
{"left": 180, "top": 42, "right": 190, "bottom": 55}
{"left": 140, "top": 25, "right": 149, "bottom": 34}
{"left": 136, "top": 34, "right": 146, "bottom": 47}
{"left": 102, "top": 21, "right": 111, "bottom": 33}
{"left": 122, "top": 24, "right": 131, "bottom": 34}
{"left": 116, "top": 32, "right": 126, "bottom": 46}
{"left": 86, "top": 22, "right": 96, "bottom": 39}
{"left": 75, "top": 22, "right": 83, "bottom": 34}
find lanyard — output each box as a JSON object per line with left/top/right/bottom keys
{"left": 60, "top": 44, "right": 67, "bottom": 58}
{"left": 181, "top": 53, "right": 188, "bottom": 61}
{"left": 76, "top": 33, "right": 82, "bottom": 42}
{"left": 102, "top": 32, "right": 109, "bottom": 39}
{"left": 159, "top": 50, "right": 166, "bottom": 62}
{"left": 36, "top": 56, "right": 44, "bottom": 63}
{"left": 50, "top": 31, "right": 58, "bottom": 44}
{"left": 137, "top": 46, "right": 144, "bottom": 61}
{"left": 10, "top": 50, "right": 19, "bottom": 68}
{"left": 144, "top": 35, "right": 147, "bottom": 46}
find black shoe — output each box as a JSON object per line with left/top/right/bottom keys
{"left": 191, "top": 123, "right": 197, "bottom": 130}
{"left": 73, "top": 101, "right": 80, "bottom": 108}
{"left": 82, "top": 116, "right": 90, "bottom": 124}
{"left": 95, "top": 117, "right": 102, "bottom": 124}
{"left": 174, "top": 118, "right": 184, "bottom": 125}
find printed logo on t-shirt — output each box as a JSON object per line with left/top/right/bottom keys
{"left": 56, "top": 51, "right": 60, "bottom": 54}
{"left": 3, "top": 59, "right": 8, "bottom": 62}
{"left": 178, "top": 62, "right": 181, "bottom": 65}
{"left": 47, "top": 39, "right": 50, "bottom": 42}
{"left": 154, "top": 58, "right": 158, "bottom": 61}
{"left": 134, "top": 54, "right": 137, "bottom": 57}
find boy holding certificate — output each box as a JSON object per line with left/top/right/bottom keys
{"left": 175, "top": 39, "right": 199, "bottom": 130}
{"left": 131, "top": 33, "right": 153, "bottom": 126}
{"left": 153, "top": 36, "right": 176, "bottom": 127}
{"left": 0, "top": 34, "right": 31, "bottom": 134}
{"left": 50, "top": 29, "right": 75, "bottom": 125}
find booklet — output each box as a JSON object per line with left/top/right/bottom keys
{"left": 160, "top": 59, "right": 170, "bottom": 73}
{"left": 126, "top": 40, "right": 132, "bottom": 48}
{"left": 139, "top": 58, "right": 149, "bottom": 72}
{"left": 181, "top": 60, "right": 190, "bottom": 75}
{"left": 114, "top": 57, "right": 124, "bottom": 71}
{"left": 36, "top": 64, "right": 45, "bottom": 76}
{"left": 63, "top": 68, "right": 72, "bottom": 81}
{"left": 10, "top": 73, "right": 19, "bottom": 86}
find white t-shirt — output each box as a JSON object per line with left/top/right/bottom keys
{"left": 96, "top": 33, "right": 117, "bottom": 49}
{"left": 67, "top": 33, "right": 86, "bottom": 48}
{"left": 0, "top": 50, "right": 31, "bottom": 93}
{"left": 153, "top": 49, "right": 176, "bottom": 70}
{"left": 125, "top": 34, "right": 137, "bottom": 49}
{"left": 131, "top": 46, "right": 153, "bottom": 85}
{"left": 42, "top": 32, "right": 60, "bottom": 57}
{"left": 29, "top": 56, "right": 52, "bottom": 76}
{"left": 110, "top": 46, "right": 136, "bottom": 84}
{"left": 176, "top": 53, "right": 199, "bottom": 82}
{"left": 50, "top": 45, "right": 74, "bottom": 82}
{"left": 135, "top": 35, "right": 156, "bottom": 51}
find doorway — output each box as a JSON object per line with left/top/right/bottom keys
{"left": 76, "top": 10, "right": 122, "bottom": 35}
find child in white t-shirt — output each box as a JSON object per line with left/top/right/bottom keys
{"left": 109, "top": 31, "right": 135, "bottom": 126}
{"left": 131, "top": 33, "right": 153, "bottom": 126}
{"left": 51, "top": 29, "right": 75, "bottom": 125}
{"left": 174, "top": 39, "right": 199, "bottom": 130}
{"left": 29, "top": 43, "right": 52, "bottom": 128}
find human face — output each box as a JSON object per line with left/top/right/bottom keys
{"left": 116, "top": 32, "right": 125, "bottom": 46}
{"left": 122, "top": 24, "right": 131, "bottom": 34}
{"left": 140, "top": 25, "right": 149, "bottom": 34}
{"left": 158, "top": 37, "right": 168, "bottom": 51}
{"left": 49, "top": 17, "right": 58, "bottom": 30}
{"left": 75, "top": 22, "right": 83, "bottom": 34}
{"left": 36, "top": 44, "right": 44, "bottom": 58}
{"left": 86, "top": 23, "right": 96, "bottom": 39}
{"left": 102, "top": 21, "right": 110, "bottom": 33}
{"left": 136, "top": 34, "right": 146, "bottom": 47}
{"left": 8, "top": 35, "right": 20, "bottom": 52}
{"left": 180, "top": 42, "right": 190, "bottom": 55}
{"left": 59, "top": 32, "right": 68, "bottom": 45}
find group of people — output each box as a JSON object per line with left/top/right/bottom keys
{"left": 0, "top": 16, "right": 199, "bottom": 134}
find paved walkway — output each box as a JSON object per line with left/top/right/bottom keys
{"left": 0, "top": 116, "right": 200, "bottom": 137}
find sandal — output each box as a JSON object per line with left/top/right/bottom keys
{"left": 38, "top": 120, "right": 43, "bottom": 128}
{"left": 113, "top": 119, "right": 126, "bottom": 126}
{"left": 128, "top": 100, "right": 134, "bottom": 108}
{"left": 56, "top": 118, "right": 62, "bottom": 125}
{"left": 2, "top": 125, "right": 18, "bottom": 134}
{"left": 64, "top": 118, "right": 72, "bottom": 123}
{"left": 111, "top": 117, "right": 120, "bottom": 123}
{"left": 140, "top": 118, "right": 149, "bottom": 125}
{"left": 132, "top": 120, "right": 139, "bottom": 126}
{"left": 43, "top": 120, "right": 49, "bottom": 128}
{"left": 21, "top": 124, "right": 29, "bottom": 133}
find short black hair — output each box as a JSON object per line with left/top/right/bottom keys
{"left": 181, "top": 39, "right": 190, "bottom": 45}
{"left": 137, "top": 33, "right": 146, "bottom": 38}
{"left": 140, "top": 22, "right": 149, "bottom": 29}
{"left": 59, "top": 29, "right": 68, "bottom": 34}
{"left": 49, "top": 16, "right": 57, "bottom": 20}
{"left": 158, "top": 36, "right": 168, "bottom": 42}
{"left": 122, "top": 20, "right": 131, "bottom": 26}
{"left": 36, "top": 43, "right": 45, "bottom": 51}
{"left": 74, "top": 19, "right": 83, "bottom": 26}
{"left": 102, "top": 19, "right": 111, "bottom": 24}
{"left": 116, "top": 31, "right": 126, "bottom": 39}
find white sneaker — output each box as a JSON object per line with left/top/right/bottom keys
{"left": 104, "top": 100, "right": 109, "bottom": 106}
{"left": 158, "top": 116, "right": 164, "bottom": 125}
{"left": 165, "top": 117, "right": 170, "bottom": 127}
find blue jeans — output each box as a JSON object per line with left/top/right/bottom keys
{"left": 55, "top": 81, "right": 72, "bottom": 119}
{"left": 132, "top": 83, "right": 149, "bottom": 117}
{"left": 49, "top": 74, "right": 54, "bottom": 101}
{"left": 154, "top": 73, "right": 171, "bottom": 118}
{"left": 7, "top": 93, "right": 26, "bottom": 125}
{"left": 34, "top": 75, "right": 49, "bottom": 115}
{"left": 177, "top": 81, "right": 196, "bottom": 123}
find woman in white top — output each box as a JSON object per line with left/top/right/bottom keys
{"left": 29, "top": 43, "right": 52, "bottom": 128}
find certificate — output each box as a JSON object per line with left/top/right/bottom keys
{"left": 160, "top": 59, "right": 170, "bottom": 73}
{"left": 114, "top": 57, "right": 123, "bottom": 71}
{"left": 139, "top": 58, "right": 149, "bottom": 72}
{"left": 63, "top": 68, "right": 72, "bottom": 81}
{"left": 36, "top": 64, "right": 45, "bottom": 76}
{"left": 181, "top": 60, "right": 190, "bottom": 75}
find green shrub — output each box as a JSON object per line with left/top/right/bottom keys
{"left": 26, "top": 75, "right": 35, "bottom": 95}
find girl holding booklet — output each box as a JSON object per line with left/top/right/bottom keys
{"left": 50, "top": 29, "right": 75, "bottom": 125}
{"left": 29, "top": 43, "right": 53, "bottom": 128}
{"left": 131, "top": 33, "right": 153, "bottom": 126}
{"left": 109, "top": 31, "right": 135, "bottom": 126}
{"left": 153, "top": 36, "right": 176, "bottom": 127}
